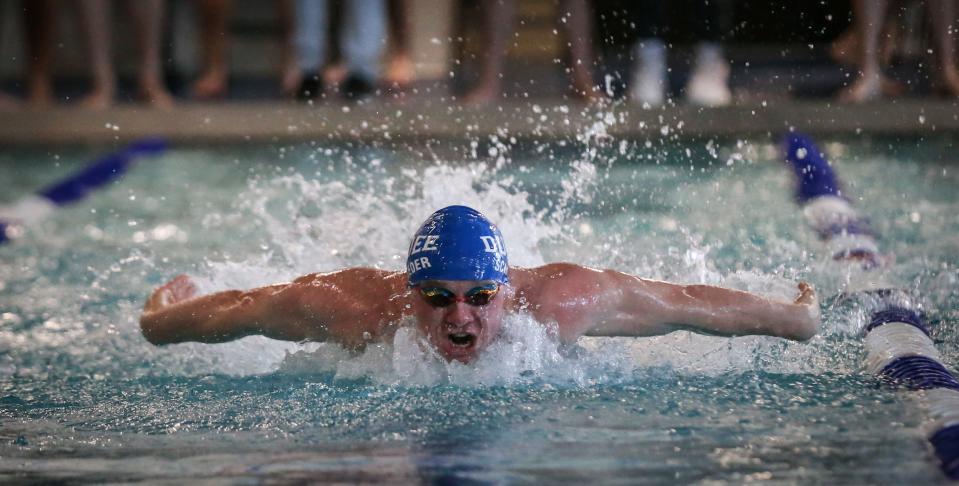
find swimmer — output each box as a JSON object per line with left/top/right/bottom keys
{"left": 140, "top": 205, "right": 820, "bottom": 362}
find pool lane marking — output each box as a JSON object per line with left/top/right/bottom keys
{"left": 0, "top": 138, "right": 168, "bottom": 245}
{"left": 784, "top": 132, "right": 959, "bottom": 479}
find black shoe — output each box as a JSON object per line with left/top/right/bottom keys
{"left": 296, "top": 72, "right": 323, "bottom": 101}
{"left": 342, "top": 74, "right": 375, "bottom": 101}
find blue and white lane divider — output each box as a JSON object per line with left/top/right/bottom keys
{"left": 0, "top": 138, "right": 168, "bottom": 244}
{"left": 784, "top": 133, "right": 959, "bottom": 479}
{"left": 784, "top": 133, "right": 881, "bottom": 270}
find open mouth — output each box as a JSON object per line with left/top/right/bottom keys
{"left": 448, "top": 332, "right": 476, "bottom": 348}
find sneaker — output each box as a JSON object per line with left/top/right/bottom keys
{"left": 629, "top": 39, "right": 667, "bottom": 107}
{"left": 686, "top": 43, "right": 732, "bottom": 107}
{"left": 342, "top": 74, "right": 375, "bottom": 101}
{"left": 296, "top": 72, "right": 323, "bottom": 101}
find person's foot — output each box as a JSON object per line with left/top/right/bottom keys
{"left": 79, "top": 88, "right": 115, "bottom": 110}
{"left": 938, "top": 69, "right": 959, "bottom": 98}
{"left": 462, "top": 83, "right": 500, "bottom": 104}
{"left": 27, "top": 80, "right": 53, "bottom": 108}
{"left": 629, "top": 39, "right": 667, "bottom": 107}
{"left": 341, "top": 74, "right": 375, "bottom": 101}
{"left": 686, "top": 43, "right": 731, "bottom": 107}
{"left": 569, "top": 84, "right": 603, "bottom": 104}
{"left": 838, "top": 71, "right": 882, "bottom": 103}
{"left": 880, "top": 76, "right": 905, "bottom": 97}
{"left": 295, "top": 72, "right": 323, "bottom": 101}
{"left": 191, "top": 68, "right": 228, "bottom": 100}
{"left": 140, "top": 82, "right": 175, "bottom": 110}
{"left": 281, "top": 63, "right": 302, "bottom": 98}
{"left": 385, "top": 53, "right": 414, "bottom": 88}
{"left": 323, "top": 62, "right": 348, "bottom": 87}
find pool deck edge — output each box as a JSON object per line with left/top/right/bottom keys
{"left": 0, "top": 99, "right": 957, "bottom": 146}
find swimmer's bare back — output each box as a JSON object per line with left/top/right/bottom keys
{"left": 141, "top": 264, "right": 818, "bottom": 348}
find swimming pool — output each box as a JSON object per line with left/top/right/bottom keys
{"left": 1, "top": 134, "right": 957, "bottom": 482}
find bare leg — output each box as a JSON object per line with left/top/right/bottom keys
{"left": 559, "top": 0, "right": 597, "bottom": 100}
{"left": 24, "top": 0, "right": 55, "bottom": 107}
{"left": 128, "top": 0, "right": 173, "bottom": 108}
{"left": 839, "top": 0, "right": 887, "bottom": 103}
{"left": 78, "top": 0, "right": 116, "bottom": 109}
{"left": 385, "top": 0, "right": 414, "bottom": 88}
{"left": 192, "top": 0, "right": 231, "bottom": 99}
{"left": 277, "top": 0, "right": 301, "bottom": 95}
{"left": 830, "top": 18, "right": 898, "bottom": 68}
{"left": 927, "top": 0, "right": 959, "bottom": 97}
{"left": 463, "top": 0, "right": 516, "bottom": 103}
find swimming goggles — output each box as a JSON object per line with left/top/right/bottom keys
{"left": 417, "top": 283, "right": 500, "bottom": 308}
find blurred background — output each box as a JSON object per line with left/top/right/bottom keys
{"left": 0, "top": 0, "right": 955, "bottom": 109}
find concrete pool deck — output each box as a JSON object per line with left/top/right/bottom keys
{"left": 0, "top": 98, "right": 957, "bottom": 146}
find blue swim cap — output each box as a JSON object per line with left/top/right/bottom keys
{"left": 407, "top": 206, "right": 509, "bottom": 286}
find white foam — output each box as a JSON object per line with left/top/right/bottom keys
{"left": 0, "top": 195, "right": 57, "bottom": 225}
{"left": 278, "top": 314, "right": 633, "bottom": 387}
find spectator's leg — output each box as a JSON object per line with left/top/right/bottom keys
{"left": 839, "top": 0, "right": 886, "bottom": 103}
{"left": 629, "top": 0, "right": 667, "bottom": 106}
{"left": 926, "top": 0, "right": 959, "bottom": 97}
{"left": 463, "top": 0, "right": 517, "bottom": 103}
{"left": 559, "top": 0, "right": 598, "bottom": 100}
{"left": 385, "top": 0, "right": 414, "bottom": 88}
{"left": 341, "top": 0, "right": 386, "bottom": 99}
{"left": 24, "top": 0, "right": 55, "bottom": 107}
{"left": 192, "top": 0, "right": 231, "bottom": 99}
{"left": 289, "top": 0, "right": 327, "bottom": 99}
{"left": 128, "top": 0, "right": 173, "bottom": 108}
{"left": 78, "top": 0, "right": 116, "bottom": 109}
{"left": 685, "top": 0, "right": 731, "bottom": 106}
{"left": 277, "top": 0, "right": 300, "bottom": 95}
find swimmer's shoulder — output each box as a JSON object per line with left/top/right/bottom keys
{"left": 289, "top": 268, "right": 410, "bottom": 342}
{"left": 289, "top": 268, "right": 409, "bottom": 312}
{"left": 293, "top": 267, "right": 406, "bottom": 288}
{"left": 508, "top": 263, "right": 599, "bottom": 304}
{"left": 510, "top": 262, "right": 598, "bottom": 284}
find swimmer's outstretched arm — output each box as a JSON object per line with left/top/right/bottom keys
{"left": 139, "top": 269, "right": 407, "bottom": 346}
{"left": 520, "top": 263, "right": 819, "bottom": 342}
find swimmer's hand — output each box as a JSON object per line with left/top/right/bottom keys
{"left": 789, "top": 281, "right": 820, "bottom": 340}
{"left": 144, "top": 274, "right": 198, "bottom": 313}
{"left": 794, "top": 281, "right": 817, "bottom": 306}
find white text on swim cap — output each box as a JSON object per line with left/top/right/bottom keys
{"left": 408, "top": 256, "right": 431, "bottom": 273}
{"left": 480, "top": 235, "right": 506, "bottom": 255}
{"left": 410, "top": 235, "right": 439, "bottom": 254}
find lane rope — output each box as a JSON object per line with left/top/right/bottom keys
{"left": 784, "top": 132, "right": 959, "bottom": 479}
{"left": 0, "top": 138, "right": 168, "bottom": 244}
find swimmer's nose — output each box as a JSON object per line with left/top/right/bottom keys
{"left": 444, "top": 301, "right": 473, "bottom": 326}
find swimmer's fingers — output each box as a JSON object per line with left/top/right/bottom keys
{"left": 794, "top": 282, "right": 818, "bottom": 307}
{"left": 790, "top": 282, "right": 820, "bottom": 340}
{"left": 166, "top": 274, "right": 198, "bottom": 303}
{"left": 144, "top": 275, "right": 197, "bottom": 312}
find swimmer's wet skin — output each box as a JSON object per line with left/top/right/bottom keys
{"left": 140, "top": 205, "right": 820, "bottom": 363}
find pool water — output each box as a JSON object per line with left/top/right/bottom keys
{"left": 1, "top": 134, "right": 958, "bottom": 483}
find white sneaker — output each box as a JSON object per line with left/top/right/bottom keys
{"left": 629, "top": 39, "right": 667, "bottom": 107}
{"left": 686, "top": 43, "right": 732, "bottom": 107}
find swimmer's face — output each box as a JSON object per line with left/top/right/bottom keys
{"left": 412, "top": 280, "right": 507, "bottom": 363}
